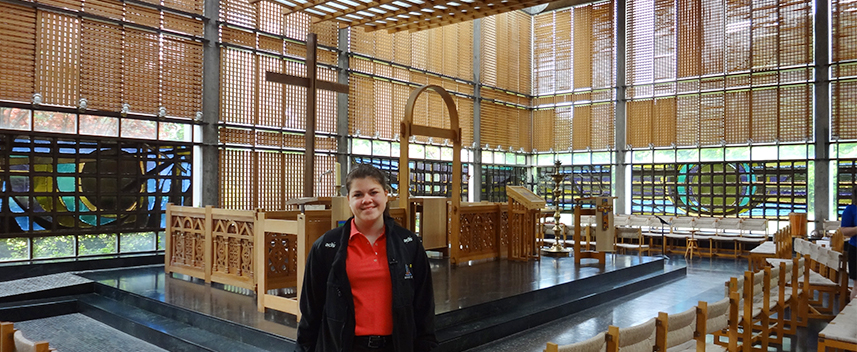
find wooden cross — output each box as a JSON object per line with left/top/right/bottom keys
{"left": 265, "top": 33, "right": 349, "bottom": 198}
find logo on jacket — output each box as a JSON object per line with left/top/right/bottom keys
{"left": 403, "top": 236, "right": 413, "bottom": 243}
{"left": 324, "top": 242, "right": 336, "bottom": 248}
{"left": 404, "top": 264, "right": 413, "bottom": 280}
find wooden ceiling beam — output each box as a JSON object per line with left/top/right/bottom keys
{"left": 370, "top": 0, "right": 537, "bottom": 32}
{"left": 365, "top": 0, "right": 495, "bottom": 32}
{"left": 345, "top": 0, "right": 446, "bottom": 27}
{"left": 316, "top": 0, "right": 404, "bottom": 22}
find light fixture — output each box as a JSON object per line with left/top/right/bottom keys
{"left": 78, "top": 98, "right": 88, "bottom": 112}
{"left": 32, "top": 93, "right": 42, "bottom": 106}
{"left": 158, "top": 107, "right": 167, "bottom": 118}
{"left": 194, "top": 111, "right": 203, "bottom": 123}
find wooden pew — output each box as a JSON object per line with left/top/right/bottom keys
{"left": 793, "top": 239, "right": 849, "bottom": 320}
{"left": 817, "top": 299, "right": 857, "bottom": 352}
{"left": 0, "top": 322, "right": 56, "bottom": 352}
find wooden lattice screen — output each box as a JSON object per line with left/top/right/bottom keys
{"left": 0, "top": 1, "right": 203, "bottom": 117}
{"left": 832, "top": 0, "right": 857, "bottom": 141}
{"left": 348, "top": 23, "right": 475, "bottom": 146}
{"left": 217, "top": 0, "right": 340, "bottom": 209}
{"left": 531, "top": 1, "right": 615, "bottom": 152}
{"left": 625, "top": 0, "right": 813, "bottom": 148}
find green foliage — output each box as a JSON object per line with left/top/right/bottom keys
{"left": 32, "top": 236, "right": 75, "bottom": 259}
{"left": 121, "top": 232, "right": 156, "bottom": 252}
{"left": 79, "top": 234, "right": 118, "bottom": 256}
{"left": 0, "top": 238, "right": 29, "bottom": 261}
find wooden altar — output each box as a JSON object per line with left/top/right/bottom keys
{"left": 573, "top": 196, "right": 616, "bottom": 264}
{"left": 506, "top": 186, "right": 546, "bottom": 261}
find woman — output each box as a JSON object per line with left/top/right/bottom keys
{"left": 295, "top": 164, "right": 437, "bottom": 352}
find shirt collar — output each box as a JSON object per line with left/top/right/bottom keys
{"left": 349, "top": 220, "right": 386, "bottom": 240}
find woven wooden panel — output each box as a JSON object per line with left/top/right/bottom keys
{"left": 374, "top": 78, "right": 393, "bottom": 139}
{"left": 315, "top": 153, "right": 336, "bottom": 198}
{"left": 375, "top": 28, "right": 393, "bottom": 62}
{"left": 591, "top": 103, "right": 614, "bottom": 150}
{"left": 258, "top": 2, "right": 283, "bottom": 35}
{"left": 126, "top": 4, "right": 161, "bottom": 28}
{"left": 0, "top": 4, "right": 36, "bottom": 103}
{"left": 164, "top": 12, "right": 204, "bottom": 37}
{"left": 778, "top": 84, "right": 811, "bottom": 142}
{"left": 124, "top": 29, "right": 160, "bottom": 115}
{"left": 726, "top": 0, "right": 751, "bottom": 72}
{"left": 164, "top": 0, "right": 203, "bottom": 15}
{"left": 701, "top": 0, "right": 723, "bottom": 75}
{"left": 162, "top": 36, "right": 203, "bottom": 119}
{"left": 653, "top": 0, "right": 675, "bottom": 81}
{"left": 533, "top": 12, "right": 555, "bottom": 95}
{"left": 626, "top": 100, "right": 652, "bottom": 148}
{"left": 220, "top": 149, "right": 255, "bottom": 209}
{"left": 458, "top": 95, "right": 474, "bottom": 147}
{"left": 258, "top": 151, "right": 285, "bottom": 210}
{"left": 555, "top": 10, "right": 572, "bottom": 92}
{"left": 782, "top": 0, "right": 812, "bottom": 66}
{"left": 36, "top": 11, "right": 80, "bottom": 107}
{"left": 284, "top": 12, "right": 309, "bottom": 42}
{"left": 532, "top": 109, "right": 555, "bottom": 152}
{"left": 626, "top": 0, "right": 653, "bottom": 87}
{"left": 833, "top": 0, "right": 857, "bottom": 62}
{"left": 752, "top": 0, "right": 778, "bottom": 70}
{"left": 571, "top": 105, "right": 589, "bottom": 151}
{"left": 516, "top": 11, "right": 531, "bottom": 94}
{"left": 80, "top": 20, "right": 122, "bottom": 111}
{"left": 677, "top": 0, "right": 700, "bottom": 78}
{"left": 258, "top": 35, "right": 284, "bottom": 55}
{"left": 82, "top": 0, "right": 123, "bottom": 21}
{"left": 457, "top": 22, "right": 474, "bottom": 81}
{"left": 652, "top": 97, "right": 676, "bottom": 147}
{"left": 480, "top": 100, "right": 499, "bottom": 147}
{"left": 259, "top": 55, "right": 283, "bottom": 128}
{"left": 283, "top": 60, "right": 307, "bottom": 130}
{"left": 750, "top": 88, "right": 777, "bottom": 143}
{"left": 427, "top": 28, "right": 443, "bottom": 75}
{"left": 411, "top": 30, "right": 428, "bottom": 70}
{"left": 573, "top": 5, "right": 592, "bottom": 89}
{"left": 832, "top": 80, "right": 857, "bottom": 140}
{"left": 480, "top": 16, "right": 498, "bottom": 88}
{"left": 315, "top": 68, "right": 338, "bottom": 134}
{"left": 283, "top": 152, "right": 304, "bottom": 203}
{"left": 221, "top": 27, "right": 256, "bottom": 48}
{"left": 38, "top": 0, "right": 81, "bottom": 12}
{"left": 348, "top": 74, "right": 374, "bottom": 136}
{"left": 676, "top": 95, "right": 699, "bottom": 146}
{"left": 724, "top": 90, "right": 750, "bottom": 144}
{"left": 221, "top": 0, "right": 257, "bottom": 29}
{"left": 592, "top": 1, "right": 614, "bottom": 90}
{"left": 699, "top": 93, "right": 724, "bottom": 145}
{"left": 220, "top": 47, "right": 256, "bottom": 124}
{"left": 393, "top": 32, "right": 411, "bottom": 67}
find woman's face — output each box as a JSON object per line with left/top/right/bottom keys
{"left": 347, "top": 177, "right": 387, "bottom": 225}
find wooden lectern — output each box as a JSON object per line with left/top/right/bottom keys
{"left": 507, "top": 186, "right": 547, "bottom": 262}
{"left": 573, "top": 196, "right": 616, "bottom": 264}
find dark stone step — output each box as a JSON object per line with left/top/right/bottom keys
{"left": 436, "top": 263, "right": 686, "bottom": 352}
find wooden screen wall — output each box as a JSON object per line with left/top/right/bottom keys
{"left": 218, "top": 0, "right": 341, "bottom": 209}
{"left": 348, "top": 23, "right": 475, "bottom": 146}
{"left": 479, "top": 11, "right": 533, "bottom": 151}
{"left": 0, "top": 1, "right": 203, "bottom": 117}
{"left": 531, "top": 2, "right": 615, "bottom": 152}
{"left": 625, "top": 0, "right": 814, "bottom": 148}
{"left": 832, "top": 0, "right": 857, "bottom": 141}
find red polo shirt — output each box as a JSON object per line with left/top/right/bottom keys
{"left": 346, "top": 224, "right": 394, "bottom": 336}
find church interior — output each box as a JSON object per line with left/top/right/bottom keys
{"left": 1, "top": 0, "right": 856, "bottom": 350}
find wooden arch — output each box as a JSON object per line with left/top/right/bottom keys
{"left": 398, "top": 85, "right": 463, "bottom": 263}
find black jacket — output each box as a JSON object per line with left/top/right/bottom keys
{"left": 295, "top": 216, "right": 437, "bottom": 352}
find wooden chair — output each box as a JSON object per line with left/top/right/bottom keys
{"left": 0, "top": 322, "right": 56, "bottom": 352}
{"left": 714, "top": 218, "right": 744, "bottom": 258}
{"left": 606, "top": 318, "right": 659, "bottom": 352}
{"left": 817, "top": 299, "right": 857, "bottom": 352}
{"left": 544, "top": 332, "right": 607, "bottom": 352}
{"left": 794, "top": 239, "right": 849, "bottom": 320}
{"left": 664, "top": 217, "right": 696, "bottom": 255}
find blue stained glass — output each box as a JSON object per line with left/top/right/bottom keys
{"left": 161, "top": 213, "right": 166, "bottom": 228}
{"left": 15, "top": 217, "right": 31, "bottom": 231}
{"left": 148, "top": 196, "right": 157, "bottom": 210}
{"left": 80, "top": 214, "right": 116, "bottom": 226}
{"left": 61, "top": 196, "right": 78, "bottom": 211}
{"left": 147, "top": 179, "right": 157, "bottom": 192}
{"left": 182, "top": 179, "right": 190, "bottom": 192}
{"left": 56, "top": 176, "right": 76, "bottom": 192}
{"left": 147, "top": 160, "right": 157, "bottom": 171}
{"left": 9, "top": 197, "right": 26, "bottom": 213}
{"left": 181, "top": 162, "right": 191, "bottom": 176}
{"left": 59, "top": 148, "right": 77, "bottom": 154}
{"left": 34, "top": 147, "right": 50, "bottom": 153}
{"left": 57, "top": 164, "right": 76, "bottom": 173}
{"left": 159, "top": 179, "right": 169, "bottom": 193}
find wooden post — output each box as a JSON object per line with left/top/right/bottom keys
{"left": 399, "top": 85, "right": 461, "bottom": 264}
{"left": 264, "top": 33, "right": 349, "bottom": 198}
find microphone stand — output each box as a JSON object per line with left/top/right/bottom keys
{"left": 653, "top": 215, "right": 670, "bottom": 261}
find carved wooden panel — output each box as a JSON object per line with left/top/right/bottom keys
{"left": 211, "top": 216, "right": 255, "bottom": 288}
{"left": 169, "top": 214, "right": 206, "bottom": 274}
{"left": 265, "top": 231, "right": 298, "bottom": 290}
{"left": 456, "top": 204, "right": 501, "bottom": 261}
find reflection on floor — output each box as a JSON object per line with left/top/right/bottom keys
{"left": 463, "top": 254, "right": 826, "bottom": 352}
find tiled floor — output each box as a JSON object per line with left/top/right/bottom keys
{"left": 462, "top": 254, "right": 827, "bottom": 352}
{"left": 15, "top": 314, "right": 168, "bottom": 352}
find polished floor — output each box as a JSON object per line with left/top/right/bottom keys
{"left": 75, "top": 253, "right": 826, "bottom": 352}
{"left": 464, "top": 254, "right": 827, "bottom": 352}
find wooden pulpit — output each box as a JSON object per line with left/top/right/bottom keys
{"left": 507, "top": 186, "right": 546, "bottom": 262}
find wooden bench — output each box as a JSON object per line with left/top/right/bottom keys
{"left": 818, "top": 299, "right": 857, "bottom": 352}
{"left": 793, "top": 238, "right": 849, "bottom": 320}
{"left": 0, "top": 322, "right": 56, "bottom": 352}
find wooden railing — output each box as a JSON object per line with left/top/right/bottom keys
{"left": 166, "top": 203, "right": 407, "bottom": 318}
{"left": 452, "top": 203, "right": 504, "bottom": 264}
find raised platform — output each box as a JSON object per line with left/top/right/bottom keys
{"left": 0, "top": 254, "right": 685, "bottom": 352}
